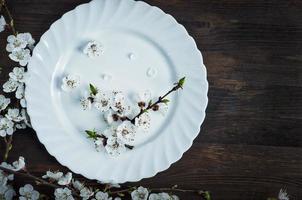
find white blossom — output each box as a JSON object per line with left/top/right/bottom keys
{"left": 0, "top": 184, "right": 16, "bottom": 200}
{"left": 94, "top": 191, "right": 112, "bottom": 200}
{"left": 111, "top": 92, "right": 130, "bottom": 115}
{"left": 42, "top": 171, "right": 63, "bottom": 181}
{"left": 6, "top": 108, "right": 23, "bottom": 122}
{"left": 0, "top": 117, "right": 14, "bottom": 137}
{"left": 0, "top": 16, "right": 6, "bottom": 33}
{"left": 6, "top": 35, "right": 27, "bottom": 52}
{"left": 278, "top": 189, "right": 289, "bottom": 200}
{"left": 80, "top": 97, "right": 92, "bottom": 111}
{"left": 0, "top": 157, "right": 25, "bottom": 172}
{"left": 148, "top": 193, "right": 179, "bottom": 200}
{"left": 20, "top": 99, "right": 27, "bottom": 108}
{"left": 0, "top": 170, "right": 14, "bottom": 200}
{"left": 131, "top": 186, "right": 149, "bottom": 200}
{"left": 3, "top": 79, "right": 19, "bottom": 93}
{"left": 157, "top": 103, "right": 169, "bottom": 116}
{"left": 105, "top": 136, "right": 126, "bottom": 157}
{"left": 18, "top": 33, "right": 35, "bottom": 49}
{"left": 15, "top": 109, "right": 29, "bottom": 129}
{"left": 79, "top": 187, "right": 94, "bottom": 200}
{"left": 61, "top": 75, "right": 80, "bottom": 92}
{"left": 9, "top": 67, "right": 26, "bottom": 83}
{"left": 0, "top": 170, "right": 9, "bottom": 186}
{"left": 11, "top": 156, "right": 25, "bottom": 171}
{"left": 116, "top": 121, "right": 136, "bottom": 143}
{"left": 20, "top": 109, "right": 31, "bottom": 128}
{"left": 0, "top": 163, "right": 15, "bottom": 173}
{"left": 8, "top": 49, "right": 31, "bottom": 66}
{"left": 136, "top": 90, "right": 152, "bottom": 108}
{"left": 19, "top": 184, "right": 39, "bottom": 200}
{"left": 72, "top": 180, "right": 85, "bottom": 191}
{"left": 103, "top": 110, "right": 117, "bottom": 125}
{"left": 0, "top": 95, "right": 10, "bottom": 111}
{"left": 103, "top": 126, "right": 117, "bottom": 138}
{"left": 15, "top": 123, "right": 26, "bottom": 130}
{"left": 94, "top": 92, "right": 111, "bottom": 112}
{"left": 58, "top": 172, "right": 72, "bottom": 186}
{"left": 54, "top": 188, "right": 74, "bottom": 200}
{"left": 135, "top": 113, "right": 151, "bottom": 132}
{"left": 94, "top": 137, "right": 105, "bottom": 151}
{"left": 83, "top": 41, "right": 104, "bottom": 58}
{"left": 15, "top": 84, "right": 25, "bottom": 99}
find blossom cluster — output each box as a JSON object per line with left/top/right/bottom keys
{"left": 1, "top": 157, "right": 181, "bottom": 200}
{"left": 0, "top": 29, "right": 34, "bottom": 138}
{"left": 0, "top": 157, "right": 40, "bottom": 200}
{"left": 131, "top": 186, "right": 179, "bottom": 200}
{"left": 61, "top": 72, "right": 169, "bottom": 157}
{"left": 0, "top": 35, "right": 34, "bottom": 138}
{"left": 76, "top": 83, "right": 168, "bottom": 157}
{"left": 6, "top": 33, "right": 35, "bottom": 66}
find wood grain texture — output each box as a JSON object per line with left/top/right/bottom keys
{"left": 1, "top": 0, "right": 302, "bottom": 199}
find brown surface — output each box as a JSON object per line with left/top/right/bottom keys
{"left": 1, "top": 0, "right": 302, "bottom": 199}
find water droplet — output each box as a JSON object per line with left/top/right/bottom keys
{"left": 128, "top": 53, "right": 135, "bottom": 60}
{"left": 101, "top": 74, "right": 112, "bottom": 81}
{"left": 146, "top": 67, "right": 157, "bottom": 78}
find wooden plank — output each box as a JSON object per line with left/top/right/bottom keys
{"left": 0, "top": 0, "right": 301, "bottom": 199}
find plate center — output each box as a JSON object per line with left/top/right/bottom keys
{"left": 51, "top": 29, "right": 177, "bottom": 147}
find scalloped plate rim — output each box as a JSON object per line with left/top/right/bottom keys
{"left": 25, "top": 0, "right": 209, "bottom": 183}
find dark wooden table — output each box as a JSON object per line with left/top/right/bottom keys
{"left": 1, "top": 0, "right": 301, "bottom": 199}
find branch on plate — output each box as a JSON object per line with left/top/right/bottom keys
{"left": 130, "top": 77, "right": 186, "bottom": 124}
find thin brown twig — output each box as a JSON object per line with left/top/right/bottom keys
{"left": 130, "top": 77, "right": 185, "bottom": 124}
{"left": 0, "top": 0, "right": 17, "bottom": 35}
{"left": 109, "top": 186, "right": 205, "bottom": 195}
{"left": 3, "top": 135, "right": 13, "bottom": 162}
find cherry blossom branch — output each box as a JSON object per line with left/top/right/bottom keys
{"left": 0, "top": 166, "right": 81, "bottom": 198}
{"left": 3, "top": 135, "right": 13, "bottom": 161}
{"left": 130, "top": 77, "right": 186, "bottom": 124}
{"left": 108, "top": 185, "right": 210, "bottom": 199}
{"left": 0, "top": 0, "right": 17, "bottom": 35}
{"left": 1, "top": 0, "right": 17, "bottom": 162}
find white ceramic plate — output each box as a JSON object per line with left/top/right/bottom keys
{"left": 25, "top": 0, "right": 208, "bottom": 183}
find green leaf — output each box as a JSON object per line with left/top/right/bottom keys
{"left": 161, "top": 99, "right": 170, "bottom": 104}
{"left": 85, "top": 130, "right": 98, "bottom": 140}
{"left": 89, "top": 84, "right": 98, "bottom": 96}
{"left": 178, "top": 77, "right": 186, "bottom": 88}
{"left": 204, "top": 191, "right": 211, "bottom": 200}
{"left": 148, "top": 100, "right": 153, "bottom": 107}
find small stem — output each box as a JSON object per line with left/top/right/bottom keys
{"left": 1, "top": 0, "right": 17, "bottom": 35}
{"left": 150, "top": 187, "right": 202, "bottom": 193}
{"left": 130, "top": 83, "right": 182, "bottom": 124}
{"left": 0, "top": 166, "right": 58, "bottom": 189}
{"left": 109, "top": 186, "right": 204, "bottom": 195}
{"left": 108, "top": 186, "right": 135, "bottom": 194}
{"left": 3, "top": 135, "right": 13, "bottom": 162}
{"left": 0, "top": 166, "right": 81, "bottom": 198}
